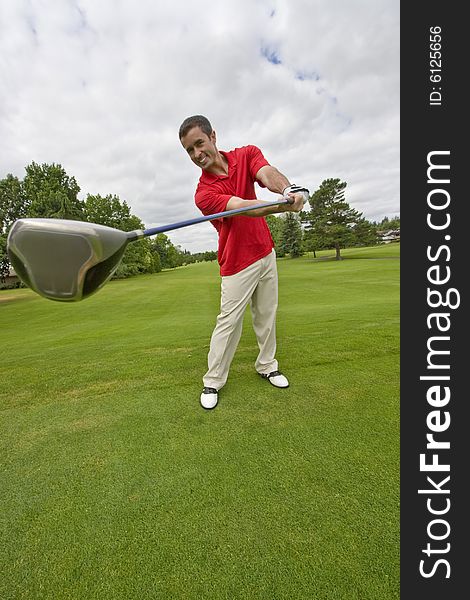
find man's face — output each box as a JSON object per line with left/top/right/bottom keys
{"left": 180, "top": 126, "right": 218, "bottom": 171}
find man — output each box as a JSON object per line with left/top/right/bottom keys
{"left": 179, "top": 115, "right": 309, "bottom": 409}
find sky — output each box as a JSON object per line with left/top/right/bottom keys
{"left": 1, "top": 0, "right": 399, "bottom": 253}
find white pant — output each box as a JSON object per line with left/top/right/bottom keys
{"left": 203, "top": 249, "right": 279, "bottom": 390}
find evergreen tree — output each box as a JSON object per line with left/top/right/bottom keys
{"left": 350, "top": 217, "right": 378, "bottom": 247}
{"left": 303, "top": 178, "right": 364, "bottom": 260}
{"left": 376, "top": 215, "right": 400, "bottom": 230}
{"left": 265, "top": 214, "right": 284, "bottom": 253}
{"left": 279, "top": 212, "right": 304, "bottom": 258}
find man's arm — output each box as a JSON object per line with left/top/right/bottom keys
{"left": 225, "top": 165, "right": 305, "bottom": 217}
{"left": 255, "top": 165, "right": 290, "bottom": 195}
{"left": 224, "top": 196, "right": 298, "bottom": 217}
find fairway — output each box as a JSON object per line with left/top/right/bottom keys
{"left": 0, "top": 245, "right": 400, "bottom": 600}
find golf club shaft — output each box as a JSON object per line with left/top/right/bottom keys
{"left": 128, "top": 198, "right": 292, "bottom": 240}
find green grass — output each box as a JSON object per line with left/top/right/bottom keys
{"left": 0, "top": 244, "right": 399, "bottom": 600}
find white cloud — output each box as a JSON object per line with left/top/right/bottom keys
{"left": 0, "top": 0, "right": 399, "bottom": 252}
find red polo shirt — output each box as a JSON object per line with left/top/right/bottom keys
{"left": 195, "top": 145, "right": 274, "bottom": 276}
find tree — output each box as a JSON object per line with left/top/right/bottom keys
{"left": 350, "top": 217, "right": 379, "bottom": 247}
{"left": 84, "top": 194, "right": 136, "bottom": 230}
{"left": 302, "top": 229, "right": 325, "bottom": 257}
{"left": 0, "top": 174, "right": 28, "bottom": 280}
{"left": 83, "top": 193, "right": 155, "bottom": 278}
{"left": 151, "top": 250, "right": 162, "bottom": 273}
{"left": 278, "top": 212, "right": 304, "bottom": 258}
{"left": 202, "top": 250, "right": 217, "bottom": 262}
{"left": 23, "top": 162, "right": 84, "bottom": 220}
{"left": 303, "top": 178, "right": 364, "bottom": 260}
{"left": 375, "top": 215, "right": 400, "bottom": 230}
{"left": 1, "top": 161, "right": 224, "bottom": 284}
{"left": 190, "top": 250, "right": 217, "bottom": 263}
{"left": 150, "top": 233, "right": 181, "bottom": 269}
{"left": 265, "top": 214, "right": 284, "bottom": 253}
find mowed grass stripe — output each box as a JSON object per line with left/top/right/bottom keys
{"left": 0, "top": 244, "right": 399, "bottom": 600}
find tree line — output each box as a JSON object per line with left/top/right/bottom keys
{"left": 0, "top": 162, "right": 216, "bottom": 284}
{"left": 267, "top": 178, "right": 400, "bottom": 260}
{"left": 1, "top": 164, "right": 399, "bottom": 287}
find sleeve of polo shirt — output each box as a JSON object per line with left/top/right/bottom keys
{"left": 246, "top": 145, "right": 270, "bottom": 187}
{"left": 195, "top": 185, "right": 231, "bottom": 216}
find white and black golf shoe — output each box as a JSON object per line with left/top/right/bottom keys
{"left": 259, "top": 370, "right": 289, "bottom": 388}
{"left": 200, "top": 387, "right": 218, "bottom": 410}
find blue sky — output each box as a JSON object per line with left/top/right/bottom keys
{"left": 1, "top": 0, "right": 399, "bottom": 252}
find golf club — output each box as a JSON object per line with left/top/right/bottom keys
{"left": 7, "top": 197, "right": 294, "bottom": 302}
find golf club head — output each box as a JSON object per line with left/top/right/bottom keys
{"left": 7, "top": 219, "right": 130, "bottom": 302}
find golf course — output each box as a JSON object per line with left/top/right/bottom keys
{"left": 0, "top": 244, "right": 399, "bottom": 599}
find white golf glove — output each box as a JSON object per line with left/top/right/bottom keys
{"left": 282, "top": 184, "right": 310, "bottom": 205}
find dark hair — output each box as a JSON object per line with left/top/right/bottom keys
{"left": 179, "top": 115, "right": 213, "bottom": 140}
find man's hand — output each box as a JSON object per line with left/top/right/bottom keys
{"left": 282, "top": 185, "right": 310, "bottom": 212}
{"left": 224, "top": 183, "right": 309, "bottom": 217}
